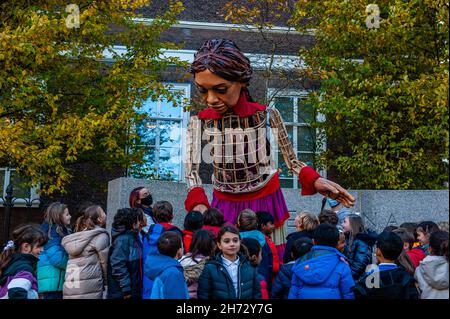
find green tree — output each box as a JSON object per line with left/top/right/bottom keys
{"left": 291, "top": 0, "right": 449, "bottom": 189}
{"left": 0, "top": 0, "right": 186, "bottom": 194}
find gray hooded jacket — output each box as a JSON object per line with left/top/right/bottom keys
{"left": 414, "top": 255, "right": 449, "bottom": 299}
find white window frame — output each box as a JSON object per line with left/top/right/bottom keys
{"left": 0, "top": 168, "right": 40, "bottom": 207}
{"left": 129, "top": 83, "right": 191, "bottom": 182}
{"left": 268, "top": 89, "right": 326, "bottom": 189}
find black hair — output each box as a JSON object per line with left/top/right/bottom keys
{"left": 241, "top": 237, "right": 261, "bottom": 258}
{"left": 157, "top": 231, "right": 182, "bottom": 258}
{"left": 217, "top": 225, "right": 240, "bottom": 243}
{"left": 184, "top": 211, "right": 204, "bottom": 232}
{"left": 417, "top": 221, "right": 440, "bottom": 235}
{"left": 383, "top": 225, "right": 399, "bottom": 232}
{"left": 376, "top": 231, "right": 404, "bottom": 261}
{"left": 203, "top": 208, "right": 225, "bottom": 227}
{"left": 318, "top": 210, "right": 339, "bottom": 226}
{"left": 399, "top": 222, "right": 419, "bottom": 241}
{"left": 393, "top": 228, "right": 415, "bottom": 250}
{"left": 256, "top": 211, "right": 274, "bottom": 231}
{"left": 291, "top": 237, "right": 313, "bottom": 260}
{"left": 313, "top": 224, "right": 339, "bottom": 247}
{"left": 429, "top": 231, "right": 449, "bottom": 261}
{"left": 189, "top": 229, "right": 216, "bottom": 260}
{"left": 112, "top": 208, "right": 141, "bottom": 230}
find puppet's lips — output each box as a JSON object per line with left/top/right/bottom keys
{"left": 209, "top": 104, "right": 228, "bottom": 113}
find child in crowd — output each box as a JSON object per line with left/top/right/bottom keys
{"left": 152, "top": 201, "right": 182, "bottom": 237}
{"left": 237, "top": 209, "right": 274, "bottom": 292}
{"left": 271, "top": 237, "right": 313, "bottom": 299}
{"left": 202, "top": 208, "right": 225, "bottom": 239}
{"left": 415, "top": 231, "right": 449, "bottom": 299}
{"left": 179, "top": 229, "right": 216, "bottom": 299}
{"left": 288, "top": 224, "right": 355, "bottom": 299}
{"left": 37, "top": 202, "right": 71, "bottom": 299}
{"left": 342, "top": 214, "right": 378, "bottom": 281}
{"left": 241, "top": 238, "right": 269, "bottom": 299}
{"left": 144, "top": 232, "right": 189, "bottom": 299}
{"left": 354, "top": 231, "right": 419, "bottom": 299}
{"left": 183, "top": 211, "right": 204, "bottom": 254}
{"left": 62, "top": 205, "right": 110, "bottom": 299}
{"left": 416, "top": 221, "right": 440, "bottom": 256}
{"left": 318, "top": 209, "right": 339, "bottom": 227}
{"left": 0, "top": 224, "right": 47, "bottom": 299}
{"left": 197, "top": 225, "right": 261, "bottom": 299}
{"left": 256, "top": 211, "right": 280, "bottom": 275}
{"left": 399, "top": 222, "right": 420, "bottom": 247}
{"left": 107, "top": 208, "right": 143, "bottom": 299}
{"left": 283, "top": 211, "right": 318, "bottom": 263}
{"left": 393, "top": 228, "right": 425, "bottom": 269}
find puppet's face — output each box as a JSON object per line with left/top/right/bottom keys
{"left": 194, "top": 69, "right": 245, "bottom": 114}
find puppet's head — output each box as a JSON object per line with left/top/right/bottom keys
{"left": 190, "top": 39, "right": 254, "bottom": 115}
{"left": 191, "top": 39, "right": 252, "bottom": 83}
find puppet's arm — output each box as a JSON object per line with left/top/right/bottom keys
{"left": 268, "top": 107, "right": 321, "bottom": 195}
{"left": 184, "top": 115, "right": 210, "bottom": 211}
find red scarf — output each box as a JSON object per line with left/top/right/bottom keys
{"left": 198, "top": 90, "right": 266, "bottom": 119}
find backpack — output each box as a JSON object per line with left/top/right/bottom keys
{"left": 142, "top": 223, "right": 165, "bottom": 299}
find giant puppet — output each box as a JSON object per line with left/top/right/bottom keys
{"left": 184, "top": 39, "right": 355, "bottom": 256}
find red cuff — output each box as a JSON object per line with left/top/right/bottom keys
{"left": 185, "top": 187, "right": 210, "bottom": 212}
{"left": 299, "top": 166, "right": 321, "bottom": 195}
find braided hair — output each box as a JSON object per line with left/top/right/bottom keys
{"left": 190, "top": 39, "right": 254, "bottom": 99}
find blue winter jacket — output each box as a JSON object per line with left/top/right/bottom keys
{"left": 288, "top": 246, "right": 355, "bottom": 299}
{"left": 240, "top": 230, "right": 273, "bottom": 292}
{"left": 271, "top": 261, "right": 294, "bottom": 299}
{"left": 344, "top": 231, "right": 378, "bottom": 281}
{"left": 37, "top": 223, "right": 69, "bottom": 293}
{"left": 144, "top": 253, "right": 189, "bottom": 299}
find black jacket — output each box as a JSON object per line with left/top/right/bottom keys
{"left": 344, "top": 231, "right": 378, "bottom": 280}
{"left": 354, "top": 267, "right": 419, "bottom": 299}
{"left": 107, "top": 227, "right": 143, "bottom": 299}
{"left": 283, "top": 230, "right": 314, "bottom": 264}
{"left": 197, "top": 253, "right": 262, "bottom": 299}
{"left": 271, "top": 261, "right": 294, "bottom": 299}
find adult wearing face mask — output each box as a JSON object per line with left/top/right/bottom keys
{"left": 129, "top": 187, "right": 155, "bottom": 233}
{"left": 327, "top": 198, "right": 352, "bottom": 230}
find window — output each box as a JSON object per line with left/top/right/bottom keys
{"left": 129, "top": 84, "right": 190, "bottom": 181}
{"left": 0, "top": 168, "right": 39, "bottom": 206}
{"left": 268, "top": 90, "right": 324, "bottom": 189}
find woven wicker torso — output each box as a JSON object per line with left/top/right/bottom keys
{"left": 203, "top": 111, "right": 277, "bottom": 193}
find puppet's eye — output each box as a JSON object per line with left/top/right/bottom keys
{"left": 214, "top": 87, "right": 228, "bottom": 94}
{"left": 196, "top": 86, "right": 208, "bottom": 94}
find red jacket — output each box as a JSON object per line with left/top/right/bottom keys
{"left": 202, "top": 225, "right": 221, "bottom": 239}
{"left": 182, "top": 230, "right": 194, "bottom": 253}
{"left": 265, "top": 235, "right": 281, "bottom": 276}
{"left": 258, "top": 276, "right": 269, "bottom": 299}
{"left": 407, "top": 248, "right": 426, "bottom": 269}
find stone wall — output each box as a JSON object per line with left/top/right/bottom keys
{"left": 106, "top": 177, "right": 449, "bottom": 234}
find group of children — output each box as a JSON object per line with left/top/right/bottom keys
{"left": 0, "top": 189, "right": 448, "bottom": 300}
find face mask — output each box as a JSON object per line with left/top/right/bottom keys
{"left": 140, "top": 194, "right": 153, "bottom": 207}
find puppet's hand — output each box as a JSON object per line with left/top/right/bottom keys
{"left": 314, "top": 177, "right": 355, "bottom": 208}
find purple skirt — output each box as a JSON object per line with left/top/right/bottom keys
{"left": 211, "top": 187, "right": 290, "bottom": 227}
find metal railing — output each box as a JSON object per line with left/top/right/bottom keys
{"left": 1, "top": 184, "right": 42, "bottom": 248}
